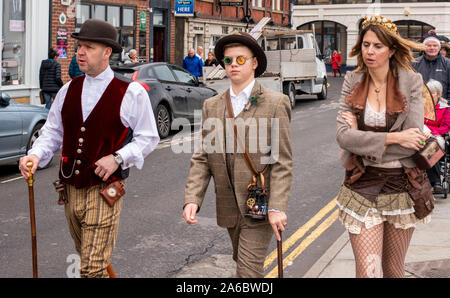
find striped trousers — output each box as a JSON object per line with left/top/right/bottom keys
{"left": 64, "top": 181, "right": 124, "bottom": 278}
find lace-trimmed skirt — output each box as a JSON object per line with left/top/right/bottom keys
{"left": 336, "top": 184, "right": 431, "bottom": 234}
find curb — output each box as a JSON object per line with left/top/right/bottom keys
{"left": 303, "top": 231, "right": 349, "bottom": 278}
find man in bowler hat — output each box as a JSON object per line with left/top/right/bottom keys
{"left": 19, "top": 19, "right": 160, "bottom": 277}
{"left": 183, "top": 31, "right": 293, "bottom": 277}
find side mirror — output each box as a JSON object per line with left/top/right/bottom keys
{"left": 0, "top": 92, "right": 11, "bottom": 107}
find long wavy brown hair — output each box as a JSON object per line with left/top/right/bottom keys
{"left": 350, "top": 24, "right": 425, "bottom": 77}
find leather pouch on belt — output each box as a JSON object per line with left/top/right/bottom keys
{"left": 100, "top": 181, "right": 125, "bottom": 207}
{"left": 405, "top": 169, "right": 434, "bottom": 220}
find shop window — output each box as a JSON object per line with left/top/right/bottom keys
{"left": 2, "top": 0, "right": 26, "bottom": 86}
{"left": 75, "top": 3, "right": 136, "bottom": 62}
{"left": 93, "top": 5, "right": 106, "bottom": 21}
{"left": 123, "top": 8, "right": 134, "bottom": 27}
{"left": 107, "top": 6, "right": 120, "bottom": 27}
{"left": 76, "top": 3, "right": 90, "bottom": 25}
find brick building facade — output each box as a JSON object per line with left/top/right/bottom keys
{"left": 51, "top": 0, "right": 175, "bottom": 83}
{"left": 174, "top": 0, "right": 292, "bottom": 65}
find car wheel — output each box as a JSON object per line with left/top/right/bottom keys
{"left": 156, "top": 104, "right": 171, "bottom": 139}
{"left": 27, "top": 123, "right": 53, "bottom": 168}
{"left": 317, "top": 79, "right": 327, "bottom": 100}
{"left": 283, "top": 82, "right": 296, "bottom": 109}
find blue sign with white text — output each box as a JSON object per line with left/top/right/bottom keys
{"left": 175, "top": 0, "right": 194, "bottom": 16}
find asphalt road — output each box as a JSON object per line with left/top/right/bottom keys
{"left": 0, "top": 75, "right": 346, "bottom": 278}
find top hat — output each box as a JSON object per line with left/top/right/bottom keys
{"left": 214, "top": 31, "right": 267, "bottom": 78}
{"left": 71, "top": 19, "right": 122, "bottom": 53}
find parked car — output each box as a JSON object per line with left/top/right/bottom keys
{"left": 112, "top": 62, "right": 218, "bottom": 138}
{"left": 0, "top": 92, "right": 50, "bottom": 166}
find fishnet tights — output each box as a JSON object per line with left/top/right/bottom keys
{"left": 349, "top": 222, "right": 414, "bottom": 278}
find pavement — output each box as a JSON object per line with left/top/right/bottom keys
{"left": 304, "top": 193, "right": 450, "bottom": 278}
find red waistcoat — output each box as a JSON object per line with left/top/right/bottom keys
{"left": 60, "top": 75, "right": 130, "bottom": 188}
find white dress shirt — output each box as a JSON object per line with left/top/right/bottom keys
{"left": 229, "top": 80, "right": 255, "bottom": 117}
{"left": 29, "top": 66, "right": 160, "bottom": 170}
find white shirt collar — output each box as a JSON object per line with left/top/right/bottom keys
{"left": 230, "top": 80, "right": 255, "bottom": 100}
{"left": 84, "top": 65, "right": 114, "bottom": 83}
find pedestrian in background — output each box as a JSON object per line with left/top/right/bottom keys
{"left": 196, "top": 45, "right": 204, "bottom": 60}
{"left": 336, "top": 15, "right": 432, "bottom": 278}
{"left": 182, "top": 48, "right": 203, "bottom": 78}
{"left": 412, "top": 30, "right": 450, "bottom": 102}
{"left": 441, "top": 43, "right": 450, "bottom": 59}
{"left": 69, "top": 52, "right": 84, "bottom": 79}
{"left": 183, "top": 31, "right": 292, "bottom": 278}
{"left": 124, "top": 49, "right": 139, "bottom": 64}
{"left": 332, "top": 50, "right": 342, "bottom": 77}
{"left": 20, "top": 19, "right": 160, "bottom": 278}
{"left": 39, "top": 48, "right": 63, "bottom": 109}
{"left": 204, "top": 51, "right": 219, "bottom": 67}
{"left": 423, "top": 79, "right": 450, "bottom": 193}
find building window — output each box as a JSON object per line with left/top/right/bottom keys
{"left": 123, "top": 8, "right": 134, "bottom": 27}
{"left": 76, "top": 4, "right": 90, "bottom": 25}
{"left": 272, "top": 0, "right": 281, "bottom": 11}
{"left": 107, "top": 6, "right": 120, "bottom": 27}
{"left": 252, "top": 0, "right": 263, "bottom": 8}
{"left": 394, "top": 20, "right": 434, "bottom": 43}
{"left": 93, "top": 5, "right": 106, "bottom": 21}
{"left": 153, "top": 10, "right": 164, "bottom": 26}
{"left": 2, "top": 0, "right": 26, "bottom": 86}
{"left": 75, "top": 3, "right": 136, "bottom": 61}
{"left": 298, "top": 21, "right": 347, "bottom": 64}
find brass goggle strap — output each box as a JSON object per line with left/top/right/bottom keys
{"left": 225, "top": 90, "right": 269, "bottom": 194}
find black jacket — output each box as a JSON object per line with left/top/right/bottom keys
{"left": 412, "top": 53, "right": 450, "bottom": 101}
{"left": 39, "top": 59, "right": 63, "bottom": 93}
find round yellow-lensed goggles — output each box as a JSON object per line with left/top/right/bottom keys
{"left": 222, "top": 55, "right": 253, "bottom": 66}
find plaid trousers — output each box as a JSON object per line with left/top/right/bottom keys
{"left": 64, "top": 181, "right": 124, "bottom": 278}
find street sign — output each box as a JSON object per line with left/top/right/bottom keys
{"left": 140, "top": 11, "right": 146, "bottom": 31}
{"left": 175, "top": 0, "right": 194, "bottom": 17}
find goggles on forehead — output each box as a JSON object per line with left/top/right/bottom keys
{"left": 222, "top": 55, "right": 253, "bottom": 66}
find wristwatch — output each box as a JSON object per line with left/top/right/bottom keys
{"left": 113, "top": 153, "right": 123, "bottom": 166}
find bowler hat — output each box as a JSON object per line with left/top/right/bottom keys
{"left": 214, "top": 31, "right": 267, "bottom": 77}
{"left": 71, "top": 19, "right": 122, "bottom": 53}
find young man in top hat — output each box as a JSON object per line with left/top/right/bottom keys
{"left": 183, "top": 31, "right": 293, "bottom": 277}
{"left": 19, "top": 19, "right": 160, "bottom": 278}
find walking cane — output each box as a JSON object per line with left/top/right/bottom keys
{"left": 26, "top": 161, "right": 38, "bottom": 278}
{"left": 277, "top": 231, "right": 283, "bottom": 278}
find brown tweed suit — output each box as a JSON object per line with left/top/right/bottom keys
{"left": 184, "top": 81, "right": 293, "bottom": 277}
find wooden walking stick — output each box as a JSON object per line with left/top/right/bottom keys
{"left": 277, "top": 231, "right": 283, "bottom": 278}
{"left": 26, "top": 161, "right": 38, "bottom": 278}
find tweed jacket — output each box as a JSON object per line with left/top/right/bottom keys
{"left": 336, "top": 67, "right": 424, "bottom": 169}
{"left": 184, "top": 81, "right": 293, "bottom": 228}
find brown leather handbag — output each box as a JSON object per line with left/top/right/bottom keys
{"left": 412, "top": 138, "right": 444, "bottom": 170}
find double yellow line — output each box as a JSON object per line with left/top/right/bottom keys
{"left": 264, "top": 197, "right": 339, "bottom": 278}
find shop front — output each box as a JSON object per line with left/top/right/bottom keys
{"left": 1, "top": 0, "right": 50, "bottom": 105}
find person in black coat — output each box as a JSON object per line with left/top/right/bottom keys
{"left": 39, "top": 48, "right": 63, "bottom": 109}
{"left": 204, "top": 51, "right": 219, "bottom": 67}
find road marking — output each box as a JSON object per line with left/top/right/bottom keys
{"left": 1, "top": 176, "right": 23, "bottom": 184}
{"left": 265, "top": 208, "right": 339, "bottom": 278}
{"left": 264, "top": 197, "right": 337, "bottom": 270}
